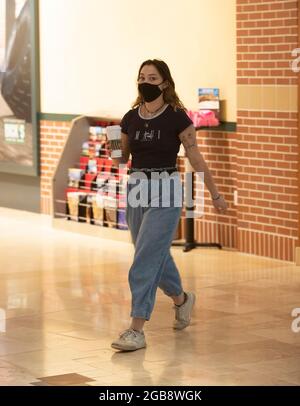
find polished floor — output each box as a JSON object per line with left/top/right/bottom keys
{"left": 0, "top": 207, "right": 300, "bottom": 386}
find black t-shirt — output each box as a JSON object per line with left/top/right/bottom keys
{"left": 120, "top": 104, "right": 193, "bottom": 169}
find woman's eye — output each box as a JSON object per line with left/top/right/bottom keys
{"left": 138, "top": 77, "right": 158, "bottom": 83}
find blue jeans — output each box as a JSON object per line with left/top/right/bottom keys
{"left": 125, "top": 173, "right": 183, "bottom": 320}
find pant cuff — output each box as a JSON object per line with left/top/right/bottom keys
{"left": 130, "top": 311, "right": 151, "bottom": 321}
{"left": 162, "top": 288, "right": 183, "bottom": 297}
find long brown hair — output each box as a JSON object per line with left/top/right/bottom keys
{"left": 132, "top": 59, "right": 187, "bottom": 111}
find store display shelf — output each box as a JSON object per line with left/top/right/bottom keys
{"left": 52, "top": 115, "right": 124, "bottom": 220}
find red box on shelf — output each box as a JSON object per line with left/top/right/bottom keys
{"left": 84, "top": 173, "right": 97, "bottom": 191}
{"left": 96, "top": 157, "right": 106, "bottom": 172}
{"left": 79, "top": 156, "right": 89, "bottom": 171}
{"left": 113, "top": 164, "right": 129, "bottom": 181}
{"left": 65, "top": 187, "right": 81, "bottom": 196}
{"left": 102, "top": 159, "right": 113, "bottom": 175}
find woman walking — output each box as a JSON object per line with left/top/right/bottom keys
{"left": 109, "top": 59, "right": 227, "bottom": 351}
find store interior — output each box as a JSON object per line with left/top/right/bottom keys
{"left": 0, "top": 0, "right": 300, "bottom": 387}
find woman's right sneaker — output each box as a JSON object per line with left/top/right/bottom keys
{"left": 111, "top": 328, "right": 146, "bottom": 351}
{"left": 173, "top": 292, "right": 196, "bottom": 330}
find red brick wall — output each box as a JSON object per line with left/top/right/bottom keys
{"left": 235, "top": 0, "right": 299, "bottom": 261}
{"left": 237, "top": 0, "right": 298, "bottom": 87}
{"left": 236, "top": 110, "right": 298, "bottom": 260}
{"left": 40, "top": 120, "right": 71, "bottom": 215}
{"left": 197, "top": 130, "right": 238, "bottom": 248}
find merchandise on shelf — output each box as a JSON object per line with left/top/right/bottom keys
{"left": 67, "top": 192, "right": 89, "bottom": 222}
{"left": 186, "top": 109, "right": 219, "bottom": 127}
{"left": 82, "top": 142, "right": 90, "bottom": 157}
{"left": 65, "top": 123, "right": 130, "bottom": 230}
{"left": 79, "top": 156, "right": 89, "bottom": 170}
{"left": 68, "top": 168, "right": 84, "bottom": 188}
{"left": 85, "top": 194, "right": 94, "bottom": 224}
{"left": 103, "top": 195, "right": 118, "bottom": 228}
{"left": 186, "top": 87, "right": 220, "bottom": 127}
{"left": 87, "top": 159, "right": 98, "bottom": 174}
{"left": 81, "top": 126, "right": 109, "bottom": 160}
{"left": 117, "top": 208, "right": 127, "bottom": 230}
{"left": 84, "top": 173, "right": 97, "bottom": 191}
{"left": 92, "top": 194, "right": 105, "bottom": 226}
{"left": 198, "top": 88, "right": 220, "bottom": 116}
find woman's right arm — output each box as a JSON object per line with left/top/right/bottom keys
{"left": 108, "top": 132, "right": 131, "bottom": 166}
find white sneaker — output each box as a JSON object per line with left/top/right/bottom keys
{"left": 173, "top": 292, "right": 196, "bottom": 330}
{"left": 111, "top": 328, "right": 146, "bottom": 351}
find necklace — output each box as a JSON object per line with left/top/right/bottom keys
{"left": 144, "top": 102, "right": 165, "bottom": 115}
{"left": 141, "top": 102, "right": 166, "bottom": 128}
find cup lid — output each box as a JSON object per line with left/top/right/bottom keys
{"left": 106, "top": 125, "right": 121, "bottom": 130}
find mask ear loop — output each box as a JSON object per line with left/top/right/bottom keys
{"left": 160, "top": 81, "right": 170, "bottom": 92}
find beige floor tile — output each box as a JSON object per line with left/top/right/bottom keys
{"left": 1, "top": 207, "right": 300, "bottom": 386}
{"left": 251, "top": 326, "right": 300, "bottom": 346}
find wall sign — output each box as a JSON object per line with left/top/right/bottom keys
{"left": 0, "top": 0, "right": 40, "bottom": 176}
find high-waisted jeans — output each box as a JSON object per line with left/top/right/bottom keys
{"left": 125, "top": 172, "right": 184, "bottom": 320}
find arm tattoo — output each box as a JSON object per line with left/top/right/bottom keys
{"left": 182, "top": 132, "right": 197, "bottom": 150}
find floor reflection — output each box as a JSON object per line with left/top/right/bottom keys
{"left": 0, "top": 207, "right": 300, "bottom": 386}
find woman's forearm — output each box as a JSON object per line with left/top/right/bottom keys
{"left": 188, "top": 153, "right": 219, "bottom": 199}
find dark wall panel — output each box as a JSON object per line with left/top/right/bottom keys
{"left": 0, "top": 173, "right": 40, "bottom": 212}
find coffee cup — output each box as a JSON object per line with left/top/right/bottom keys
{"left": 106, "top": 125, "right": 122, "bottom": 158}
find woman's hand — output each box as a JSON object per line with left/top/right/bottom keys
{"left": 212, "top": 194, "right": 228, "bottom": 213}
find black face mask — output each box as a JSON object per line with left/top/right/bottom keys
{"left": 138, "top": 82, "right": 164, "bottom": 102}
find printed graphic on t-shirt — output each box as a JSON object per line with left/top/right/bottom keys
{"left": 134, "top": 130, "right": 161, "bottom": 142}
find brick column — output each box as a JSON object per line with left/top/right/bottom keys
{"left": 236, "top": 0, "right": 298, "bottom": 261}
{"left": 40, "top": 121, "right": 71, "bottom": 215}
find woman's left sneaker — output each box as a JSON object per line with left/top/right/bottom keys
{"left": 173, "top": 292, "right": 196, "bottom": 330}
{"left": 111, "top": 328, "right": 146, "bottom": 351}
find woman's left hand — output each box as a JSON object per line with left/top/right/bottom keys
{"left": 212, "top": 195, "right": 228, "bottom": 213}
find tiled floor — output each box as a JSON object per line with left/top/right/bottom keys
{"left": 0, "top": 207, "right": 300, "bottom": 386}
